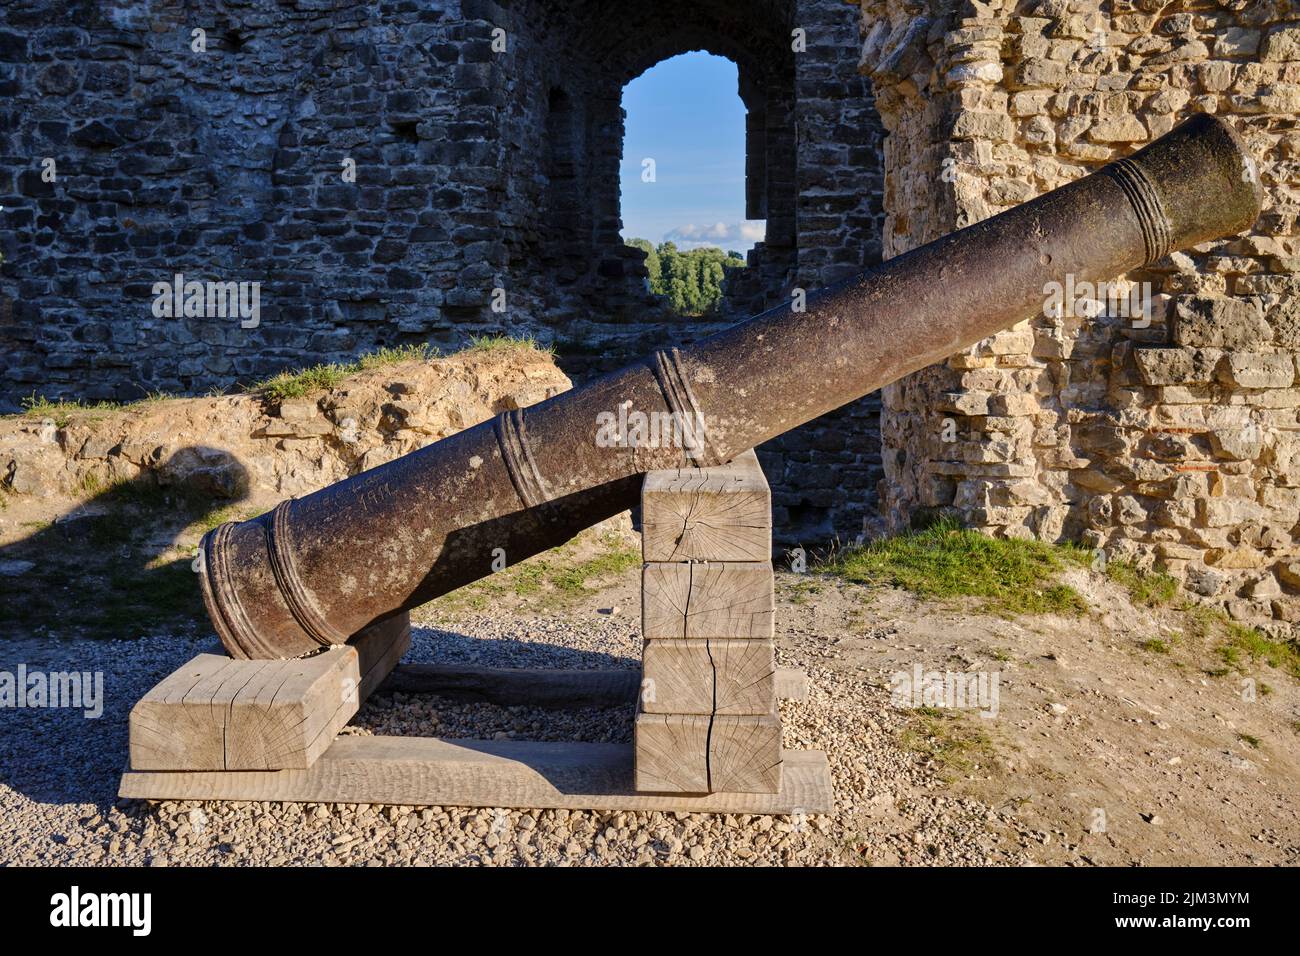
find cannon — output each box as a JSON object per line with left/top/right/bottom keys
{"left": 199, "top": 114, "right": 1263, "bottom": 660}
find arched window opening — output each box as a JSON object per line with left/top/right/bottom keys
{"left": 619, "top": 52, "right": 764, "bottom": 318}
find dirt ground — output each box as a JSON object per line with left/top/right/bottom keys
{"left": 783, "top": 567, "right": 1300, "bottom": 865}
{"left": 469, "top": 554, "right": 1300, "bottom": 866}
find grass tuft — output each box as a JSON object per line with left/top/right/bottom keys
{"left": 355, "top": 342, "right": 438, "bottom": 369}
{"left": 898, "top": 709, "right": 996, "bottom": 779}
{"left": 467, "top": 333, "right": 552, "bottom": 354}
{"left": 1215, "top": 623, "right": 1300, "bottom": 680}
{"left": 254, "top": 362, "right": 352, "bottom": 401}
{"left": 20, "top": 393, "right": 121, "bottom": 428}
{"left": 817, "top": 518, "right": 1089, "bottom": 617}
{"left": 1106, "top": 560, "right": 1179, "bottom": 607}
{"left": 252, "top": 343, "right": 437, "bottom": 401}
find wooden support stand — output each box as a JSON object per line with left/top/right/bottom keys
{"left": 635, "top": 449, "right": 816, "bottom": 798}
{"left": 119, "top": 451, "right": 832, "bottom": 814}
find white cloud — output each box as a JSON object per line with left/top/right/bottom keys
{"left": 662, "top": 220, "right": 766, "bottom": 250}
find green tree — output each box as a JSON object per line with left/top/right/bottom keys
{"left": 625, "top": 239, "right": 746, "bottom": 316}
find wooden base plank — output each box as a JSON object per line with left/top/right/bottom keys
{"left": 128, "top": 613, "right": 410, "bottom": 772}
{"left": 378, "top": 664, "right": 807, "bottom": 706}
{"left": 118, "top": 738, "right": 831, "bottom": 814}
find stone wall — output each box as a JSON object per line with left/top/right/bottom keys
{"left": 0, "top": 0, "right": 886, "bottom": 546}
{"left": 859, "top": 0, "right": 1300, "bottom": 626}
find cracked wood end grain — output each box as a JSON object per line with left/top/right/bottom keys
{"left": 128, "top": 612, "right": 409, "bottom": 771}
{"left": 642, "top": 638, "right": 775, "bottom": 716}
{"left": 641, "top": 448, "right": 771, "bottom": 562}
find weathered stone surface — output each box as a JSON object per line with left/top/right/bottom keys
{"left": 864, "top": 0, "right": 1299, "bottom": 625}
{"left": 1216, "top": 353, "right": 1296, "bottom": 389}
{"left": 1133, "top": 347, "right": 1222, "bottom": 386}
{"left": 1172, "top": 296, "right": 1271, "bottom": 349}
{"left": 1262, "top": 26, "right": 1300, "bottom": 61}
{"left": 1185, "top": 563, "right": 1229, "bottom": 597}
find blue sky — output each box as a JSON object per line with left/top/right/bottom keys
{"left": 619, "top": 52, "right": 766, "bottom": 253}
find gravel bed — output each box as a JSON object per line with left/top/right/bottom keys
{"left": 0, "top": 615, "right": 1024, "bottom": 866}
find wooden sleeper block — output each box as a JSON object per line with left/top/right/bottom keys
{"left": 641, "top": 638, "right": 775, "bottom": 716}
{"left": 128, "top": 612, "right": 410, "bottom": 771}
{"left": 641, "top": 561, "right": 774, "bottom": 641}
{"left": 634, "top": 709, "right": 783, "bottom": 794}
{"left": 641, "top": 448, "right": 772, "bottom": 562}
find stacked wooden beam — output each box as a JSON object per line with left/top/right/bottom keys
{"left": 635, "top": 449, "right": 782, "bottom": 795}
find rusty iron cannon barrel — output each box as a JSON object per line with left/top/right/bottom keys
{"left": 200, "top": 113, "right": 1263, "bottom": 659}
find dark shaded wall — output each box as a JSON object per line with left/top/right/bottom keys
{"left": 0, "top": 0, "right": 886, "bottom": 544}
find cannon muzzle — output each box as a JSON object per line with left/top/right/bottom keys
{"left": 200, "top": 113, "right": 1263, "bottom": 659}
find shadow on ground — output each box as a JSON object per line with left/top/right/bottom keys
{"left": 0, "top": 448, "right": 258, "bottom": 643}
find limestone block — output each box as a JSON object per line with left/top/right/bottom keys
{"left": 1271, "top": 599, "right": 1300, "bottom": 624}
{"left": 1172, "top": 296, "right": 1270, "bottom": 349}
{"left": 938, "top": 391, "right": 992, "bottom": 416}
{"left": 951, "top": 111, "right": 1016, "bottom": 142}
{"left": 1010, "top": 58, "right": 1067, "bottom": 89}
{"left": 1185, "top": 563, "right": 1229, "bottom": 596}
{"left": 960, "top": 439, "right": 1017, "bottom": 464}
{"left": 1156, "top": 541, "right": 1203, "bottom": 561}
{"left": 987, "top": 392, "right": 1040, "bottom": 416}
{"left": 1198, "top": 497, "right": 1264, "bottom": 528}
{"left": 1263, "top": 27, "right": 1300, "bottom": 61}
{"left": 1156, "top": 386, "right": 1214, "bottom": 405}
{"left": 1206, "top": 546, "right": 1266, "bottom": 569}
{"left": 1248, "top": 575, "right": 1282, "bottom": 601}
{"left": 1215, "top": 29, "right": 1261, "bottom": 58}
{"left": 1115, "top": 495, "right": 1149, "bottom": 525}
{"left": 1216, "top": 353, "right": 1295, "bottom": 389}
{"left": 1265, "top": 434, "right": 1300, "bottom": 484}
{"left": 1011, "top": 90, "right": 1051, "bottom": 116}
{"left": 1198, "top": 62, "right": 1235, "bottom": 93}
{"left": 1261, "top": 86, "right": 1300, "bottom": 114}
{"left": 277, "top": 399, "right": 320, "bottom": 422}
{"left": 1089, "top": 114, "right": 1147, "bottom": 143}
{"left": 1133, "top": 347, "right": 1222, "bottom": 386}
